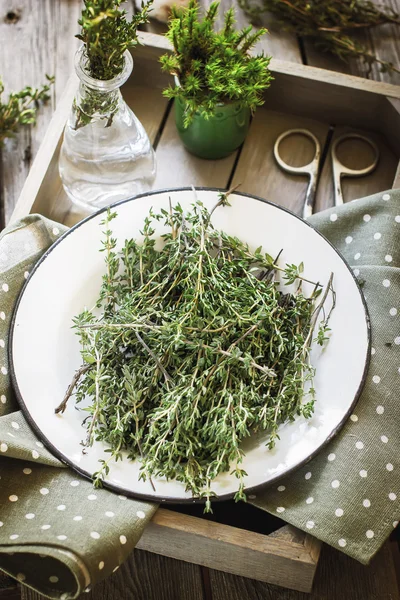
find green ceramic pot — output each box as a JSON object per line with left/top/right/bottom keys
{"left": 175, "top": 97, "right": 251, "bottom": 160}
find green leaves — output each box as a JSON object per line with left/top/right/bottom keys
{"left": 69, "top": 194, "right": 333, "bottom": 510}
{"left": 78, "top": 0, "right": 153, "bottom": 80}
{"left": 238, "top": 0, "right": 400, "bottom": 75}
{"left": 160, "top": 0, "right": 273, "bottom": 126}
{"left": 0, "top": 75, "right": 54, "bottom": 145}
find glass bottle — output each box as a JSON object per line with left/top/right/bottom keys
{"left": 59, "top": 45, "right": 156, "bottom": 211}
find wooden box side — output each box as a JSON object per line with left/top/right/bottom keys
{"left": 136, "top": 509, "right": 321, "bottom": 593}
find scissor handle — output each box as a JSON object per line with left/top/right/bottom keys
{"left": 274, "top": 129, "right": 321, "bottom": 219}
{"left": 331, "top": 133, "right": 380, "bottom": 206}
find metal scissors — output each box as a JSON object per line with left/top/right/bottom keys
{"left": 273, "top": 129, "right": 380, "bottom": 219}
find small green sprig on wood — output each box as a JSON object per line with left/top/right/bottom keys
{"left": 56, "top": 190, "right": 335, "bottom": 510}
{"left": 160, "top": 0, "right": 273, "bottom": 127}
{"left": 0, "top": 75, "right": 54, "bottom": 145}
{"left": 238, "top": 0, "right": 400, "bottom": 75}
{"left": 77, "top": 0, "right": 153, "bottom": 81}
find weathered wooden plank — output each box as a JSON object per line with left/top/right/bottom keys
{"left": 21, "top": 549, "right": 205, "bottom": 600}
{"left": 0, "top": 0, "right": 81, "bottom": 226}
{"left": 208, "top": 541, "right": 400, "bottom": 600}
{"left": 153, "top": 107, "right": 237, "bottom": 189}
{"left": 230, "top": 107, "right": 330, "bottom": 215}
{"left": 135, "top": 508, "right": 318, "bottom": 593}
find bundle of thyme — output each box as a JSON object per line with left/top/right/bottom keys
{"left": 238, "top": 0, "right": 400, "bottom": 74}
{"left": 73, "top": 0, "right": 152, "bottom": 129}
{"left": 77, "top": 0, "right": 153, "bottom": 80}
{"left": 160, "top": 0, "right": 273, "bottom": 127}
{"left": 0, "top": 75, "right": 54, "bottom": 145}
{"left": 58, "top": 192, "right": 334, "bottom": 509}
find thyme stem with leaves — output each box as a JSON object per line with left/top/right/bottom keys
{"left": 0, "top": 75, "right": 54, "bottom": 145}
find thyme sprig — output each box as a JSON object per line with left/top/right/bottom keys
{"left": 0, "top": 75, "right": 54, "bottom": 145}
{"left": 77, "top": 0, "right": 153, "bottom": 81}
{"left": 73, "top": 0, "right": 153, "bottom": 129}
{"left": 238, "top": 0, "right": 400, "bottom": 75}
{"left": 60, "top": 193, "right": 334, "bottom": 510}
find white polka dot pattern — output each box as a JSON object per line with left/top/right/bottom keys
{"left": 366, "top": 530, "right": 374, "bottom": 539}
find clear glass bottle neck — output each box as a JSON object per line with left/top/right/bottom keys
{"left": 72, "top": 46, "right": 134, "bottom": 126}
{"left": 74, "top": 45, "right": 133, "bottom": 92}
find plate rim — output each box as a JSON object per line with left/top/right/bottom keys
{"left": 9, "top": 186, "right": 371, "bottom": 504}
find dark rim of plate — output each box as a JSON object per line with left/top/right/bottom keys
{"left": 9, "top": 187, "right": 371, "bottom": 505}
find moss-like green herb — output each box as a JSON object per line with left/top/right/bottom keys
{"left": 239, "top": 0, "right": 400, "bottom": 74}
{"left": 0, "top": 75, "right": 54, "bottom": 145}
{"left": 77, "top": 0, "right": 153, "bottom": 81}
{"left": 57, "top": 191, "right": 334, "bottom": 510}
{"left": 160, "top": 0, "right": 273, "bottom": 127}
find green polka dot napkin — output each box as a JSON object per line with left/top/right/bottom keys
{"left": 0, "top": 191, "right": 399, "bottom": 598}
{"left": 251, "top": 188, "right": 400, "bottom": 564}
{"left": 0, "top": 216, "right": 157, "bottom": 600}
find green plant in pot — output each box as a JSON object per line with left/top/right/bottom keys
{"left": 160, "top": 0, "right": 273, "bottom": 160}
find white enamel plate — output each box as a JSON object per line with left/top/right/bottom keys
{"left": 10, "top": 189, "right": 370, "bottom": 502}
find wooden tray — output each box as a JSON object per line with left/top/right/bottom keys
{"left": 10, "top": 31, "right": 400, "bottom": 594}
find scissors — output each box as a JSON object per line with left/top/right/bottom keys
{"left": 273, "top": 129, "right": 380, "bottom": 219}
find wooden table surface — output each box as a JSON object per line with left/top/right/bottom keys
{"left": 0, "top": 1, "right": 400, "bottom": 598}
